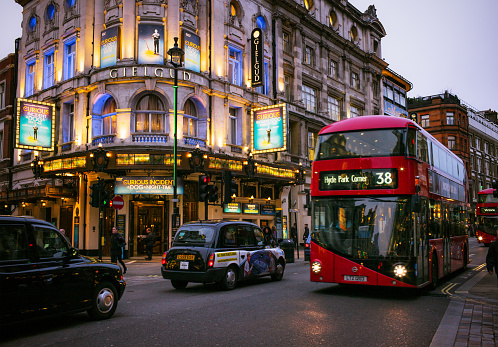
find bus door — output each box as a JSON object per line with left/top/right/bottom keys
{"left": 442, "top": 204, "right": 451, "bottom": 275}
{"left": 416, "top": 198, "right": 430, "bottom": 284}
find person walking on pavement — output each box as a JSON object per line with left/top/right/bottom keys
{"left": 144, "top": 227, "right": 155, "bottom": 260}
{"left": 303, "top": 223, "right": 310, "bottom": 242}
{"left": 290, "top": 223, "right": 298, "bottom": 249}
{"left": 486, "top": 229, "right": 498, "bottom": 283}
{"left": 110, "top": 227, "right": 127, "bottom": 274}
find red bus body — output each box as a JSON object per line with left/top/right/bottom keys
{"left": 475, "top": 189, "right": 498, "bottom": 245}
{"left": 310, "top": 116, "right": 469, "bottom": 289}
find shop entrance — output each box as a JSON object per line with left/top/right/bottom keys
{"left": 131, "top": 200, "right": 169, "bottom": 257}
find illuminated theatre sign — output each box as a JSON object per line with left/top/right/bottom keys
{"left": 115, "top": 176, "right": 184, "bottom": 195}
{"left": 251, "top": 103, "right": 287, "bottom": 154}
{"left": 251, "top": 28, "right": 264, "bottom": 87}
{"left": 108, "top": 66, "right": 191, "bottom": 81}
{"left": 16, "top": 98, "right": 55, "bottom": 151}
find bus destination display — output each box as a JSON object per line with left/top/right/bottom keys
{"left": 319, "top": 169, "right": 398, "bottom": 191}
{"left": 480, "top": 207, "right": 498, "bottom": 214}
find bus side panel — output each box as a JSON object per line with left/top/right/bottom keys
{"left": 450, "top": 235, "right": 468, "bottom": 272}
{"left": 476, "top": 230, "right": 496, "bottom": 244}
{"left": 429, "top": 239, "right": 443, "bottom": 279}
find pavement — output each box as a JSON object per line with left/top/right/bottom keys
{"left": 105, "top": 249, "right": 498, "bottom": 346}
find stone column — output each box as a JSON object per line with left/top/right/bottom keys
{"left": 293, "top": 24, "right": 303, "bottom": 103}
{"left": 93, "top": 0, "right": 105, "bottom": 68}
{"left": 167, "top": 0, "right": 180, "bottom": 54}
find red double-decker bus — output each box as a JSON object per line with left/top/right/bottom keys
{"left": 310, "top": 115, "right": 469, "bottom": 289}
{"left": 475, "top": 189, "right": 498, "bottom": 245}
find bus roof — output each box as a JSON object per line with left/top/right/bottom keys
{"left": 318, "top": 115, "right": 416, "bottom": 135}
{"left": 478, "top": 189, "right": 496, "bottom": 195}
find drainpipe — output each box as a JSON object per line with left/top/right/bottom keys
{"left": 9, "top": 38, "right": 21, "bottom": 191}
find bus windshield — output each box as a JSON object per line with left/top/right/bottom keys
{"left": 477, "top": 216, "right": 498, "bottom": 237}
{"left": 478, "top": 195, "right": 498, "bottom": 203}
{"left": 315, "top": 129, "right": 405, "bottom": 160}
{"left": 312, "top": 196, "right": 413, "bottom": 259}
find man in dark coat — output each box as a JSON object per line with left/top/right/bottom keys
{"left": 144, "top": 227, "right": 155, "bottom": 260}
{"left": 486, "top": 226, "right": 498, "bottom": 281}
{"left": 110, "top": 227, "right": 127, "bottom": 274}
{"left": 290, "top": 223, "right": 297, "bottom": 249}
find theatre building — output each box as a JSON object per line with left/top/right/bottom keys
{"left": 8, "top": 0, "right": 388, "bottom": 257}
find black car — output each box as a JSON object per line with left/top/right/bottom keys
{"left": 0, "top": 216, "right": 126, "bottom": 324}
{"left": 161, "top": 220, "right": 286, "bottom": 290}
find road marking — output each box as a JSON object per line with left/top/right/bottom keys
{"left": 441, "top": 282, "right": 457, "bottom": 296}
{"left": 126, "top": 260, "right": 137, "bottom": 264}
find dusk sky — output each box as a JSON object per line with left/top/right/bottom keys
{"left": 2, "top": 0, "right": 497, "bottom": 113}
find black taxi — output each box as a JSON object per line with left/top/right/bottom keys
{"left": 0, "top": 216, "right": 126, "bottom": 324}
{"left": 161, "top": 220, "right": 285, "bottom": 290}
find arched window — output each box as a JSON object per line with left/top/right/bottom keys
{"left": 183, "top": 99, "right": 198, "bottom": 137}
{"left": 350, "top": 26, "right": 359, "bottom": 43}
{"left": 28, "top": 16, "right": 37, "bottom": 32}
{"left": 92, "top": 95, "right": 117, "bottom": 137}
{"left": 329, "top": 10, "right": 338, "bottom": 29}
{"left": 135, "top": 94, "right": 166, "bottom": 133}
{"left": 304, "top": 0, "right": 314, "bottom": 11}
{"left": 257, "top": 16, "right": 266, "bottom": 31}
{"left": 46, "top": 4, "right": 55, "bottom": 21}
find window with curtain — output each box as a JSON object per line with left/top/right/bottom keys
{"left": 302, "top": 85, "right": 316, "bottom": 113}
{"left": 228, "top": 46, "right": 242, "bottom": 86}
{"left": 62, "top": 102, "right": 74, "bottom": 143}
{"left": 135, "top": 94, "right": 166, "bottom": 133}
{"left": 350, "top": 105, "right": 362, "bottom": 118}
{"left": 64, "top": 39, "right": 76, "bottom": 80}
{"left": 44, "top": 51, "right": 54, "bottom": 89}
{"left": 446, "top": 112, "right": 455, "bottom": 125}
{"left": 328, "top": 96, "right": 340, "bottom": 121}
{"left": 448, "top": 136, "right": 456, "bottom": 150}
{"left": 183, "top": 99, "right": 198, "bottom": 137}
{"left": 25, "top": 61, "right": 35, "bottom": 97}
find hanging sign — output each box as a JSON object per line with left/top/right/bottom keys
{"left": 100, "top": 26, "right": 120, "bottom": 68}
{"left": 182, "top": 29, "right": 201, "bottom": 73}
{"left": 251, "top": 28, "right": 264, "bottom": 87}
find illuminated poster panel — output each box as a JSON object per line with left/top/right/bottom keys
{"left": 100, "top": 26, "right": 120, "bottom": 68}
{"left": 182, "top": 30, "right": 200, "bottom": 73}
{"left": 138, "top": 24, "right": 164, "bottom": 65}
{"left": 251, "top": 103, "right": 287, "bottom": 154}
{"left": 115, "top": 176, "right": 184, "bottom": 195}
{"left": 16, "top": 98, "right": 55, "bottom": 151}
{"left": 251, "top": 28, "right": 264, "bottom": 87}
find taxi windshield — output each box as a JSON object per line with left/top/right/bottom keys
{"left": 174, "top": 226, "right": 216, "bottom": 244}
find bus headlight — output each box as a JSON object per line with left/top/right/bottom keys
{"left": 478, "top": 236, "right": 483, "bottom": 241}
{"left": 393, "top": 264, "right": 407, "bottom": 277}
{"left": 312, "top": 261, "right": 322, "bottom": 274}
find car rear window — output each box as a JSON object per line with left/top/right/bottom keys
{"left": 0, "top": 224, "right": 28, "bottom": 261}
{"left": 174, "top": 226, "right": 216, "bottom": 244}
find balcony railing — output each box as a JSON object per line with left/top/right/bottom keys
{"left": 184, "top": 136, "right": 206, "bottom": 147}
{"left": 92, "top": 134, "right": 115, "bottom": 146}
{"left": 132, "top": 133, "right": 168, "bottom": 143}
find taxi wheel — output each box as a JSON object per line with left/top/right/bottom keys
{"left": 88, "top": 281, "right": 118, "bottom": 320}
{"left": 171, "top": 280, "right": 188, "bottom": 289}
{"left": 219, "top": 265, "right": 238, "bottom": 290}
{"left": 271, "top": 260, "right": 285, "bottom": 281}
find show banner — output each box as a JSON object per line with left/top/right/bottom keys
{"left": 224, "top": 203, "right": 241, "bottom": 214}
{"left": 182, "top": 30, "right": 200, "bottom": 73}
{"left": 16, "top": 98, "right": 55, "bottom": 151}
{"left": 260, "top": 204, "right": 275, "bottom": 215}
{"left": 138, "top": 24, "right": 164, "bottom": 65}
{"left": 101, "top": 26, "right": 119, "bottom": 68}
{"left": 242, "top": 203, "right": 259, "bottom": 214}
{"left": 251, "top": 28, "right": 264, "bottom": 87}
{"left": 115, "top": 176, "right": 184, "bottom": 195}
{"left": 251, "top": 103, "right": 287, "bottom": 154}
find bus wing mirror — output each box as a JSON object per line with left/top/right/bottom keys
{"left": 411, "top": 195, "right": 421, "bottom": 213}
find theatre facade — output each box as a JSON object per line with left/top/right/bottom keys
{"left": 8, "top": 0, "right": 387, "bottom": 257}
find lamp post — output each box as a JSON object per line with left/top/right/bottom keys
{"left": 167, "top": 37, "right": 184, "bottom": 233}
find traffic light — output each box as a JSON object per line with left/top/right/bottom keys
{"left": 223, "top": 171, "right": 237, "bottom": 203}
{"left": 493, "top": 180, "right": 498, "bottom": 198}
{"left": 207, "top": 184, "right": 219, "bottom": 203}
{"left": 198, "top": 175, "right": 210, "bottom": 202}
{"left": 89, "top": 183, "right": 100, "bottom": 208}
{"left": 101, "top": 190, "right": 111, "bottom": 208}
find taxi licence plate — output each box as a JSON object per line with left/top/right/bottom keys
{"left": 177, "top": 254, "right": 195, "bottom": 261}
{"left": 344, "top": 275, "right": 367, "bottom": 282}
{"left": 180, "top": 261, "right": 189, "bottom": 270}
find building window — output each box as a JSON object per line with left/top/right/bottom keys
{"left": 394, "top": 91, "right": 400, "bottom": 104}
{"left": 350, "top": 105, "right": 362, "bottom": 118}
{"left": 446, "top": 112, "right": 454, "bottom": 125}
{"left": 304, "top": 46, "right": 314, "bottom": 66}
{"left": 350, "top": 26, "right": 358, "bottom": 43}
{"left": 373, "top": 81, "right": 379, "bottom": 96}
{"left": 302, "top": 85, "right": 316, "bottom": 113}
{"left": 421, "top": 115, "right": 429, "bottom": 128}
{"left": 448, "top": 136, "right": 456, "bottom": 150}
{"left": 477, "top": 157, "right": 482, "bottom": 172}
{"left": 66, "top": 0, "right": 75, "bottom": 8}
{"left": 46, "top": 4, "right": 55, "bottom": 21}
{"left": 64, "top": 39, "right": 76, "bottom": 80}
{"left": 0, "top": 132, "right": 3, "bottom": 159}
{"left": 308, "top": 131, "right": 316, "bottom": 161}
{"left": 44, "top": 51, "right": 55, "bottom": 89}
{"left": 283, "top": 32, "right": 291, "bottom": 54}
{"left": 256, "top": 16, "right": 266, "bottom": 31}
{"left": 256, "top": 61, "right": 269, "bottom": 96}
{"left": 304, "top": 0, "right": 314, "bottom": 11}
{"left": 0, "top": 82, "right": 5, "bottom": 109}
{"left": 484, "top": 141, "right": 489, "bottom": 154}
{"left": 228, "top": 46, "right": 242, "bottom": 86}
{"left": 228, "top": 107, "right": 241, "bottom": 145}
{"left": 25, "top": 61, "right": 35, "bottom": 97}
{"left": 328, "top": 96, "right": 340, "bottom": 121}
{"left": 329, "top": 10, "right": 338, "bottom": 29}
{"left": 63, "top": 102, "right": 74, "bottom": 143}
{"left": 284, "top": 74, "right": 291, "bottom": 101}
{"left": 485, "top": 161, "right": 489, "bottom": 175}
{"left": 476, "top": 136, "right": 481, "bottom": 150}
{"left": 470, "top": 154, "right": 474, "bottom": 170}
{"left": 135, "top": 94, "right": 166, "bottom": 133}
{"left": 386, "top": 86, "right": 393, "bottom": 100}
{"left": 28, "top": 15, "right": 37, "bottom": 32}
{"left": 399, "top": 93, "right": 406, "bottom": 107}
{"left": 330, "top": 60, "right": 337, "bottom": 78}
{"left": 183, "top": 99, "right": 198, "bottom": 138}
{"left": 350, "top": 72, "right": 360, "bottom": 89}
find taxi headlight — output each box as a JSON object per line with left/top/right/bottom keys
{"left": 312, "top": 261, "right": 322, "bottom": 274}
{"left": 393, "top": 264, "right": 407, "bottom": 277}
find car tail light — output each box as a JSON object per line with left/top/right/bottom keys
{"left": 161, "top": 252, "right": 167, "bottom": 265}
{"left": 208, "top": 253, "right": 215, "bottom": 268}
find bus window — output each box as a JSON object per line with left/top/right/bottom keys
{"left": 407, "top": 128, "right": 417, "bottom": 157}
{"left": 417, "top": 131, "right": 429, "bottom": 163}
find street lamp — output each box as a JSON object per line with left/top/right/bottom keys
{"left": 167, "top": 37, "right": 184, "bottom": 232}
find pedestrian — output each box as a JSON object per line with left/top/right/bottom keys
{"left": 110, "top": 226, "right": 127, "bottom": 274}
{"left": 263, "top": 226, "right": 276, "bottom": 247}
{"left": 144, "top": 227, "right": 155, "bottom": 260}
{"left": 59, "top": 228, "right": 71, "bottom": 244}
{"left": 290, "top": 223, "right": 297, "bottom": 249}
{"left": 271, "top": 225, "right": 277, "bottom": 240}
{"left": 303, "top": 223, "right": 310, "bottom": 242}
{"left": 486, "top": 228, "right": 498, "bottom": 282}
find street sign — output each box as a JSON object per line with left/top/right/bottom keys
{"left": 112, "top": 195, "right": 125, "bottom": 210}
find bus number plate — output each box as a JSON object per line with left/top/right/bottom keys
{"left": 344, "top": 275, "right": 367, "bottom": 282}
{"left": 177, "top": 254, "right": 195, "bottom": 260}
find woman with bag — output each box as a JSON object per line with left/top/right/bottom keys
{"left": 110, "top": 226, "right": 127, "bottom": 274}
